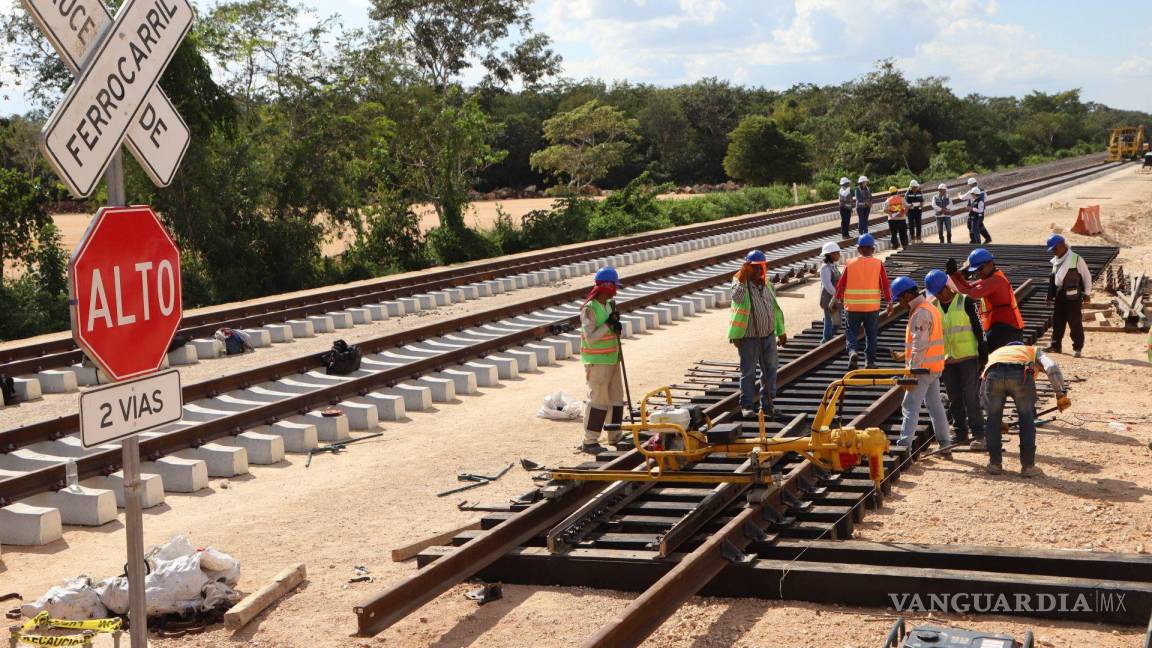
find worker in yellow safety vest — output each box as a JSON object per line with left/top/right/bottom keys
{"left": 925, "top": 270, "right": 987, "bottom": 450}
{"left": 889, "top": 276, "right": 952, "bottom": 456}
{"left": 981, "top": 343, "right": 1071, "bottom": 477}
{"left": 729, "top": 250, "right": 787, "bottom": 419}
{"left": 580, "top": 266, "right": 626, "bottom": 454}
{"left": 834, "top": 234, "right": 892, "bottom": 370}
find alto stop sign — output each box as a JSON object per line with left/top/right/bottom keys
{"left": 69, "top": 206, "right": 182, "bottom": 382}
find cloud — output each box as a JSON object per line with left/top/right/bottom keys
{"left": 1116, "top": 56, "right": 1152, "bottom": 78}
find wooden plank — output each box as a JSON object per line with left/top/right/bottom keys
{"left": 391, "top": 521, "right": 482, "bottom": 561}
{"left": 224, "top": 563, "right": 307, "bottom": 631}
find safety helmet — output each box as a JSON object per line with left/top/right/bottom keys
{"left": 745, "top": 250, "right": 767, "bottom": 263}
{"left": 924, "top": 269, "right": 949, "bottom": 296}
{"left": 910, "top": 180, "right": 920, "bottom": 188}
{"left": 821, "top": 242, "right": 840, "bottom": 255}
{"left": 594, "top": 266, "right": 621, "bottom": 285}
{"left": 888, "top": 185, "right": 899, "bottom": 193}
{"left": 839, "top": 177, "right": 850, "bottom": 186}
{"left": 857, "top": 233, "right": 876, "bottom": 248}
{"left": 967, "top": 177, "right": 978, "bottom": 186}
{"left": 890, "top": 276, "right": 918, "bottom": 299}
{"left": 937, "top": 183, "right": 947, "bottom": 190}
{"left": 1046, "top": 234, "right": 1066, "bottom": 252}
{"left": 967, "top": 248, "right": 994, "bottom": 268}
{"left": 858, "top": 175, "right": 869, "bottom": 184}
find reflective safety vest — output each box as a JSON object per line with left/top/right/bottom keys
{"left": 728, "top": 280, "right": 782, "bottom": 340}
{"left": 885, "top": 195, "right": 906, "bottom": 219}
{"left": 843, "top": 256, "right": 884, "bottom": 312}
{"left": 905, "top": 301, "right": 946, "bottom": 373}
{"left": 983, "top": 344, "right": 1037, "bottom": 377}
{"left": 978, "top": 271, "right": 1025, "bottom": 330}
{"left": 936, "top": 294, "right": 980, "bottom": 361}
{"left": 580, "top": 299, "right": 620, "bottom": 365}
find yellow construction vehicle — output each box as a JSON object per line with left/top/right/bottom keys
{"left": 550, "top": 368, "right": 921, "bottom": 489}
{"left": 1106, "top": 126, "right": 1146, "bottom": 161}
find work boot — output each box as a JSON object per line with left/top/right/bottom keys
{"left": 865, "top": 361, "right": 877, "bottom": 370}
{"left": 581, "top": 443, "right": 606, "bottom": 455}
{"left": 847, "top": 352, "right": 859, "bottom": 371}
{"left": 970, "top": 437, "right": 987, "bottom": 451}
{"left": 740, "top": 408, "right": 756, "bottom": 419}
{"left": 1043, "top": 345, "right": 1062, "bottom": 354}
{"left": 985, "top": 462, "right": 1004, "bottom": 475}
{"left": 1020, "top": 465, "right": 1044, "bottom": 478}
{"left": 1073, "top": 350, "right": 1082, "bottom": 358}
{"left": 937, "top": 451, "right": 953, "bottom": 461}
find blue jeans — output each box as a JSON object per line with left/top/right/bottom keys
{"left": 982, "top": 364, "right": 1037, "bottom": 467}
{"left": 968, "top": 213, "right": 991, "bottom": 243}
{"left": 822, "top": 307, "right": 840, "bottom": 342}
{"left": 899, "top": 373, "right": 952, "bottom": 447}
{"left": 937, "top": 216, "right": 952, "bottom": 243}
{"left": 856, "top": 207, "right": 871, "bottom": 235}
{"left": 845, "top": 311, "right": 879, "bottom": 366}
{"left": 738, "top": 336, "right": 778, "bottom": 410}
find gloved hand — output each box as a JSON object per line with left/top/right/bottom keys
{"left": 945, "top": 257, "right": 959, "bottom": 275}
{"left": 778, "top": 333, "right": 788, "bottom": 347}
{"left": 609, "top": 319, "right": 623, "bottom": 335}
{"left": 1081, "top": 293, "right": 1090, "bottom": 303}
{"left": 1057, "top": 394, "right": 1072, "bottom": 411}
{"left": 606, "top": 311, "right": 620, "bottom": 326}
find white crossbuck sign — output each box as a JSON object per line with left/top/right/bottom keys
{"left": 25, "top": 0, "right": 194, "bottom": 197}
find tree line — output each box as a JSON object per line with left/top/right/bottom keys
{"left": 1, "top": 0, "right": 1148, "bottom": 340}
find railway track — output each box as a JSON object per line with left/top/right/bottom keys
{"left": 355, "top": 245, "right": 1152, "bottom": 644}
{"left": 0, "top": 157, "right": 1127, "bottom": 547}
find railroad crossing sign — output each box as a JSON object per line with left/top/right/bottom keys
{"left": 32, "top": 0, "right": 194, "bottom": 197}
{"left": 69, "top": 205, "right": 183, "bottom": 382}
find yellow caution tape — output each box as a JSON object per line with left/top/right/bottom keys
{"left": 21, "top": 612, "right": 121, "bottom": 633}
{"left": 15, "top": 634, "right": 92, "bottom": 647}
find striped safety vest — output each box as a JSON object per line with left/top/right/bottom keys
{"left": 936, "top": 294, "right": 980, "bottom": 361}
{"left": 580, "top": 299, "right": 620, "bottom": 365}
{"left": 905, "top": 301, "right": 946, "bottom": 373}
{"left": 982, "top": 345, "right": 1037, "bottom": 378}
{"left": 978, "top": 270, "right": 1025, "bottom": 330}
{"left": 843, "top": 256, "right": 884, "bottom": 312}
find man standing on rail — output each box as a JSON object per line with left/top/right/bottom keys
{"left": 982, "top": 342, "right": 1071, "bottom": 477}
{"left": 835, "top": 234, "right": 891, "bottom": 370}
{"left": 932, "top": 183, "right": 953, "bottom": 243}
{"left": 960, "top": 177, "right": 992, "bottom": 244}
{"left": 926, "top": 270, "right": 986, "bottom": 450}
{"left": 730, "top": 250, "right": 787, "bottom": 419}
{"left": 905, "top": 180, "right": 924, "bottom": 243}
{"left": 885, "top": 185, "right": 909, "bottom": 249}
{"left": 947, "top": 248, "right": 1024, "bottom": 352}
{"left": 580, "top": 267, "right": 626, "bottom": 454}
{"left": 853, "top": 175, "right": 873, "bottom": 236}
{"left": 889, "top": 276, "right": 952, "bottom": 455}
{"left": 1044, "top": 234, "right": 1092, "bottom": 357}
{"left": 838, "top": 177, "right": 853, "bottom": 239}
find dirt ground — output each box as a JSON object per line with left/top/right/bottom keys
{"left": 6, "top": 166, "right": 1150, "bottom": 648}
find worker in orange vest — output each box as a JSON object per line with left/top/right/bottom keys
{"left": 889, "top": 276, "right": 952, "bottom": 456}
{"left": 885, "top": 185, "right": 909, "bottom": 249}
{"left": 834, "top": 234, "right": 891, "bottom": 370}
{"left": 946, "top": 248, "right": 1024, "bottom": 352}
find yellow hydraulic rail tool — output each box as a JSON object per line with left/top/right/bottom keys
{"left": 1107, "top": 126, "right": 1146, "bottom": 161}
{"left": 550, "top": 368, "right": 921, "bottom": 489}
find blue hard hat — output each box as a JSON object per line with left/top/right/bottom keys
{"left": 924, "top": 270, "right": 949, "bottom": 296}
{"left": 891, "top": 276, "right": 918, "bottom": 299}
{"left": 594, "top": 266, "right": 621, "bottom": 285}
{"left": 967, "top": 248, "right": 994, "bottom": 268}
{"left": 1046, "top": 234, "right": 1066, "bottom": 252}
{"left": 857, "top": 234, "right": 876, "bottom": 248}
{"left": 745, "top": 250, "right": 767, "bottom": 263}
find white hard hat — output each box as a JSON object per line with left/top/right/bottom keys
{"left": 839, "top": 177, "right": 850, "bottom": 185}
{"left": 937, "top": 183, "right": 947, "bottom": 190}
{"left": 909, "top": 180, "right": 919, "bottom": 188}
{"left": 821, "top": 242, "right": 840, "bottom": 255}
{"left": 858, "top": 175, "right": 869, "bottom": 183}
{"left": 967, "top": 177, "right": 978, "bottom": 185}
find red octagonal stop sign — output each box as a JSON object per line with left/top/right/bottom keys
{"left": 69, "top": 206, "right": 182, "bottom": 382}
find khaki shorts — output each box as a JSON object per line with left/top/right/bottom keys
{"left": 585, "top": 363, "right": 624, "bottom": 409}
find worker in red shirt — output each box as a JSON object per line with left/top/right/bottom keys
{"left": 946, "top": 248, "right": 1024, "bottom": 352}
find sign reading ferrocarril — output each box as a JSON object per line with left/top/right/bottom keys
{"left": 40, "top": 0, "right": 194, "bottom": 197}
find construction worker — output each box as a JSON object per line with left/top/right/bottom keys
{"left": 947, "top": 248, "right": 1024, "bottom": 352}
{"left": 982, "top": 342, "right": 1071, "bottom": 477}
{"left": 1045, "top": 234, "right": 1092, "bottom": 357}
{"left": 884, "top": 185, "right": 909, "bottom": 249}
{"left": 931, "top": 183, "right": 953, "bottom": 243}
{"left": 888, "top": 276, "right": 952, "bottom": 454}
{"left": 926, "top": 270, "right": 986, "bottom": 450}
{"left": 960, "top": 177, "right": 991, "bottom": 244}
{"left": 820, "top": 242, "right": 842, "bottom": 342}
{"left": 580, "top": 266, "right": 625, "bottom": 454}
{"left": 905, "top": 180, "right": 924, "bottom": 243}
{"left": 853, "top": 175, "right": 873, "bottom": 235}
{"left": 835, "top": 234, "right": 891, "bottom": 370}
{"left": 730, "top": 250, "right": 787, "bottom": 418}
{"left": 838, "top": 177, "right": 853, "bottom": 239}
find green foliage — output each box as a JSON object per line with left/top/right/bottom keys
{"left": 530, "top": 100, "right": 639, "bottom": 189}
{"left": 519, "top": 197, "right": 594, "bottom": 248}
{"left": 587, "top": 173, "right": 671, "bottom": 239}
{"left": 0, "top": 168, "right": 52, "bottom": 282}
{"left": 347, "top": 197, "right": 430, "bottom": 274}
{"left": 722, "top": 115, "right": 809, "bottom": 185}
{"left": 928, "top": 140, "right": 974, "bottom": 177}
{"left": 426, "top": 224, "right": 502, "bottom": 265}
{"left": 0, "top": 222, "right": 68, "bottom": 340}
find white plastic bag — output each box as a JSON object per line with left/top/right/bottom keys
{"left": 22, "top": 576, "right": 109, "bottom": 620}
{"left": 536, "top": 391, "right": 585, "bottom": 421}
{"left": 200, "top": 547, "right": 240, "bottom": 586}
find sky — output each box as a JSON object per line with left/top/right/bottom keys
{"left": 3, "top": 0, "right": 1152, "bottom": 115}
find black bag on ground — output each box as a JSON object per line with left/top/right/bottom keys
{"left": 323, "top": 339, "right": 362, "bottom": 375}
{"left": 167, "top": 333, "right": 191, "bottom": 353}
{"left": 1, "top": 374, "right": 17, "bottom": 406}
